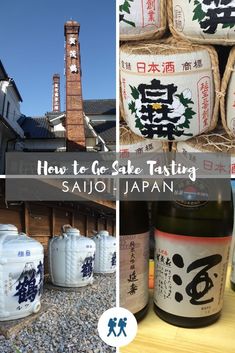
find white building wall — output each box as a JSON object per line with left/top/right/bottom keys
{"left": 0, "top": 122, "right": 15, "bottom": 173}
{"left": 53, "top": 123, "right": 65, "bottom": 132}
{"left": 0, "top": 77, "right": 25, "bottom": 173}
{"left": 0, "top": 83, "right": 5, "bottom": 114}
{"left": 23, "top": 139, "right": 66, "bottom": 151}
{"left": 0, "top": 80, "right": 24, "bottom": 137}
{"left": 88, "top": 114, "right": 115, "bottom": 122}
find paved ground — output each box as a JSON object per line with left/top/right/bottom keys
{"left": 0, "top": 274, "right": 116, "bottom": 353}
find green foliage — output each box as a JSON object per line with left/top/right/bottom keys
{"left": 128, "top": 101, "right": 137, "bottom": 114}
{"left": 222, "top": 23, "right": 235, "bottom": 29}
{"left": 127, "top": 85, "right": 144, "bottom": 131}
{"left": 130, "top": 85, "right": 139, "bottom": 100}
{"left": 189, "top": 0, "right": 206, "bottom": 22}
{"left": 135, "top": 118, "right": 144, "bottom": 130}
{"left": 193, "top": 3, "right": 206, "bottom": 22}
{"left": 175, "top": 93, "right": 193, "bottom": 107}
{"left": 176, "top": 90, "right": 196, "bottom": 130}
{"left": 190, "top": 0, "right": 235, "bottom": 31}
{"left": 178, "top": 107, "right": 196, "bottom": 129}
{"left": 119, "top": 0, "right": 135, "bottom": 27}
{"left": 119, "top": 0, "right": 133, "bottom": 15}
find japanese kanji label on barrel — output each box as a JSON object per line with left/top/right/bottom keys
{"left": 120, "top": 48, "right": 215, "bottom": 141}
{"left": 120, "top": 233, "right": 149, "bottom": 314}
{"left": 154, "top": 230, "right": 231, "bottom": 318}
{"left": 171, "top": 0, "right": 235, "bottom": 44}
{"left": 176, "top": 130, "right": 235, "bottom": 177}
{"left": 119, "top": 0, "right": 165, "bottom": 40}
{"left": 120, "top": 140, "right": 163, "bottom": 154}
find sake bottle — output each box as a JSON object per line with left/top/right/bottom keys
{"left": 153, "top": 180, "right": 234, "bottom": 328}
{"left": 120, "top": 201, "right": 149, "bottom": 321}
{"left": 149, "top": 205, "right": 155, "bottom": 289}
{"left": 230, "top": 180, "right": 235, "bottom": 291}
{"left": 231, "top": 248, "right": 235, "bottom": 291}
{"left": 149, "top": 229, "right": 155, "bottom": 289}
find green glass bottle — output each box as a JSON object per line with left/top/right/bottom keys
{"left": 120, "top": 201, "right": 149, "bottom": 321}
{"left": 153, "top": 180, "right": 234, "bottom": 328}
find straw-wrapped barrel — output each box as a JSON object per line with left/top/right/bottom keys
{"left": 120, "top": 123, "right": 165, "bottom": 152}
{"left": 168, "top": 0, "right": 235, "bottom": 46}
{"left": 221, "top": 47, "right": 235, "bottom": 137}
{"left": 120, "top": 38, "right": 220, "bottom": 141}
{"left": 176, "top": 128, "right": 235, "bottom": 177}
{"left": 119, "top": 0, "right": 166, "bottom": 41}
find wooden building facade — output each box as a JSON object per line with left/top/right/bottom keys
{"left": 0, "top": 183, "right": 115, "bottom": 272}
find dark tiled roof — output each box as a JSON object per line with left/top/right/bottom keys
{"left": 19, "top": 116, "right": 56, "bottom": 139}
{"left": 19, "top": 115, "right": 95, "bottom": 139}
{"left": 83, "top": 99, "right": 116, "bottom": 115}
{"left": 45, "top": 99, "right": 116, "bottom": 119}
{"left": 11, "top": 81, "right": 23, "bottom": 102}
{"left": 91, "top": 121, "right": 116, "bottom": 145}
{"left": 19, "top": 99, "right": 116, "bottom": 142}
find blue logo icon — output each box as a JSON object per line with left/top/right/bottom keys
{"left": 107, "top": 317, "right": 127, "bottom": 337}
{"left": 98, "top": 307, "right": 137, "bottom": 347}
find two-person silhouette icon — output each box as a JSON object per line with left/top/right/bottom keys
{"left": 107, "top": 317, "right": 127, "bottom": 337}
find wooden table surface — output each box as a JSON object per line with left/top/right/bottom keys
{"left": 121, "top": 270, "right": 235, "bottom": 353}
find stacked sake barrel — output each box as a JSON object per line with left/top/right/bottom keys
{"left": 168, "top": 0, "right": 235, "bottom": 139}
{"left": 168, "top": 0, "right": 235, "bottom": 46}
{"left": 120, "top": 0, "right": 168, "bottom": 151}
{"left": 176, "top": 127, "right": 235, "bottom": 162}
{"left": 119, "top": 0, "right": 167, "bottom": 41}
{"left": 221, "top": 48, "right": 235, "bottom": 138}
{"left": 119, "top": 0, "right": 235, "bottom": 156}
{"left": 120, "top": 123, "right": 164, "bottom": 153}
{"left": 120, "top": 39, "right": 219, "bottom": 143}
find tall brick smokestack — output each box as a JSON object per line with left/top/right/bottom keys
{"left": 64, "top": 20, "right": 86, "bottom": 151}
{"left": 52, "top": 74, "right": 61, "bottom": 112}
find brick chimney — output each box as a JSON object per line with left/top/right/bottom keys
{"left": 52, "top": 74, "right": 61, "bottom": 112}
{"left": 64, "top": 20, "right": 86, "bottom": 151}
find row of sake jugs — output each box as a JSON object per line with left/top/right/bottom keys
{"left": 0, "top": 224, "right": 116, "bottom": 321}
{"left": 120, "top": 0, "right": 235, "bottom": 45}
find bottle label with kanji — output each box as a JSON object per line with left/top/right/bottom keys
{"left": 231, "top": 246, "right": 235, "bottom": 284}
{"left": 154, "top": 230, "right": 231, "bottom": 317}
{"left": 120, "top": 232, "right": 149, "bottom": 314}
